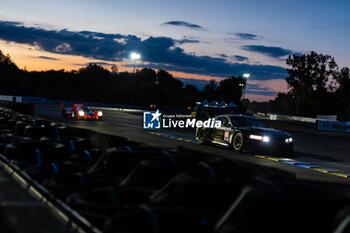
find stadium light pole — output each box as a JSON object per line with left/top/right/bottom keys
{"left": 242, "top": 73, "right": 250, "bottom": 99}
{"left": 130, "top": 52, "right": 141, "bottom": 105}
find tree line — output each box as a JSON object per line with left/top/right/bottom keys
{"left": 3, "top": 49, "right": 347, "bottom": 118}
{"left": 269, "top": 51, "right": 350, "bottom": 119}
{"left": 0, "top": 50, "right": 245, "bottom": 109}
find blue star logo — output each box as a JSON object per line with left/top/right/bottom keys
{"left": 143, "top": 110, "right": 162, "bottom": 129}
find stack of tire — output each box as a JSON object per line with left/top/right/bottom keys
{"left": 1, "top": 106, "right": 350, "bottom": 233}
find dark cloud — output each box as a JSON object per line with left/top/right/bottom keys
{"left": 241, "top": 45, "right": 297, "bottom": 58}
{"left": 246, "top": 83, "right": 270, "bottom": 91}
{"left": 37, "top": 56, "right": 59, "bottom": 60}
{"left": 162, "top": 21, "right": 203, "bottom": 30}
{"left": 217, "top": 54, "right": 248, "bottom": 62}
{"left": 233, "top": 55, "right": 248, "bottom": 61}
{"left": 228, "top": 33, "right": 262, "bottom": 40}
{"left": 0, "top": 20, "right": 138, "bottom": 61}
{"left": 245, "top": 90, "right": 278, "bottom": 96}
{"left": 0, "top": 20, "right": 287, "bottom": 82}
{"left": 217, "top": 54, "right": 227, "bottom": 58}
{"left": 245, "top": 83, "right": 279, "bottom": 96}
{"left": 176, "top": 38, "right": 200, "bottom": 44}
{"left": 140, "top": 59, "right": 286, "bottom": 81}
{"left": 74, "top": 62, "right": 116, "bottom": 66}
{"left": 175, "top": 77, "right": 209, "bottom": 90}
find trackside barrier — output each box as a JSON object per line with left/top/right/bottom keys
{"left": 0, "top": 101, "right": 34, "bottom": 115}
{"left": 317, "top": 120, "right": 350, "bottom": 133}
{"left": 257, "top": 113, "right": 339, "bottom": 124}
{"left": 0, "top": 95, "right": 23, "bottom": 103}
{"left": 22, "top": 96, "right": 47, "bottom": 104}
{"left": 262, "top": 114, "right": 318, "bottom": 123}
{"left": 0, "top": 95, "right": 46, "bottom": 104}
{"left": 317, "top": 115, "right": 337, "bottom": 121}
{"left": 259, "top": 114, "right": 350, "bottom": 133}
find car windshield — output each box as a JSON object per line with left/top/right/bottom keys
{"left": 230, "top": 116, "right": 266, "bottom": 128}
{"left": 81, "top": 106, "right": 92, "bottom": 112}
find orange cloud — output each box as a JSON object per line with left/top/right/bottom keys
{"left": 0, "top": 40, "right": 119, "bottom": 71}
{"left": 166, "top": 71, "right": 223, "bottom": 82}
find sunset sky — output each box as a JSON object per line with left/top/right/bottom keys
{"left": 0, "top": 0, "right": 349, "bottom": 101}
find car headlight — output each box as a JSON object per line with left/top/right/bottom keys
{"left": 97, "top": 111, "right": 103, "bottom": 116}
{"left": 249, "top": 134, "right": 270, "bottom": 143}
{"left": 78, "top": 110, "right": 85, "bottom": 116}
{"left": 285, "top": 137, "right": 293, "bottom": 143}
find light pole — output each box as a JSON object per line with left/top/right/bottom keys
{"left": 242, "top": 73, "right": 250, "bottom": 99}
{"left": 130, "top": 52, "right": 141, "bottom": 105}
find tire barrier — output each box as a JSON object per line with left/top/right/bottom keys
{"left": 66, "top": 187, "right": 155, "bottom": 213}
{"left": 2, "top": 105, "right": 350, "bottom": 233}
{"left": 4, "top": 141, "right": 70, "bottom": 160}
{"left": 0, "top": 133, "right": 32, "bottom": 154}
{"left": 70, "top": 148, "right": 103, "bottom": 164}
{"left": 41, "top": 136, "right": 91, "bottom": 152}
{"left": 24, "top": 161, "right": 91, "bottom": 183}
{"left": 44, "top": 173, "right": 124, "bottom": 197}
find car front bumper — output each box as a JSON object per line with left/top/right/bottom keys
{"left": 82, "top": 115, "right": 102, "bottom": 120}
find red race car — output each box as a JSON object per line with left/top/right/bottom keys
{"left": 62, "top": 104, "right": 103, "bottom": 120}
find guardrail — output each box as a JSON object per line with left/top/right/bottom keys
{"left": 256, "top": 113, "right": 319, "bottom": 123}
{"left": 255, "top": 113, "right": 338, "bottom": 123}
{"left": 256, "top": 113, "right": 350, "bottom": 133}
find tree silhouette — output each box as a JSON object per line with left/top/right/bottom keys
{"left": 183, "top": 84, "right": 202, "bottom": 105}
{"left": 156, "top": 69, "right": 183, "bottom": 89}
{"left": 203, "top": 79, "right": 217, "bottom": 101}
{"left": 334, "top": 67, "right": 350, "bottom": 92}
{"left": 111, "top": 64, "right": 118, "bottom": 76}
{"left": 285, "top": 51, "right": 339, "bottom": 115}
{"left": 217, "top": 76, "right": 245, "bottom": 104}
{"left": 334, "top": 67, "right": 350, "bottom": 118}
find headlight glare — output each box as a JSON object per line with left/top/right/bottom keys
{"left": 249, "top": 134, "right": 263, "bottom": 140}
{"left": 285, "top": 137, "right": 293, "bottom": 143}
{"left": 97, "top": 111, "right": 103, "bottom": 116}
{"left": 78, "top": 110, "right": 85, "bottom": 116}
{"left": 249, "top": 134, "right": 269, "bottom": 143}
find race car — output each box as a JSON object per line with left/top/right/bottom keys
{"left": 62, "top": 104, "right": 103, "bottom": 120}
{"left": 196, "top": 114, "right": 293, "bottom": 156}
